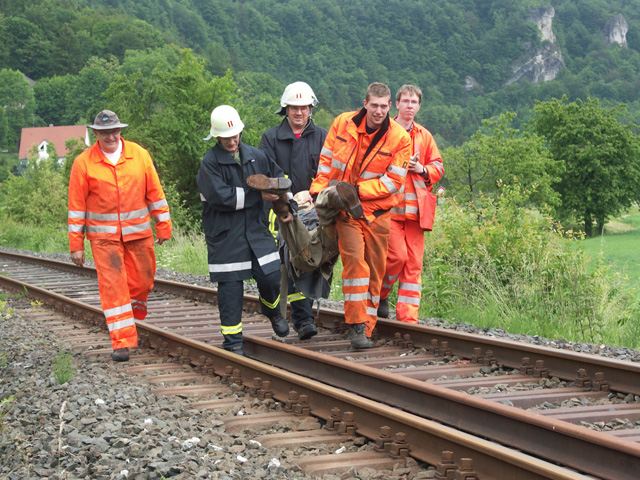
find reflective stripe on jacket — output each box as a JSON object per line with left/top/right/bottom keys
{"left": 68, "top": 139, "right": 172, "bottom": 252}
{"left": 391, "top": 121, "right": 443, "bottom": 223}
{"left": 197, "top": 142, "right": 284, "bottom": 282}
{"left": 310, "top": 109, "right": 411, "bottom": 224}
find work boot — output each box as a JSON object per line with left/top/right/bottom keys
{"left": 226, "top": 345, "right": 246, "bottom": 356}
{"left": 377, "top": 297, "right": 389, "bottom": 318}
{"left": 296, "top": 322, "right": 318, "bottom": 341}
{"left": 111, "top": 348, "right": 130, "bottom": 362}
{"left": 325, "top": 187, "right": 346, "bottom": 210}
{"left": 269, "top": 312, "right": 290, "bottom": 337}
{"left": 349, "top": 323, "right": 375, "bottom": 349}
{"left": 336, "top": 182, "right": 363, "bottom": 219}
{"left": 246, "top": 174, "right": 292, "bottom": 193}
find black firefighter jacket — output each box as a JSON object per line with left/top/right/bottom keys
{"left": 197, "top": 142, "right": 284, "bottom": 282}
{"left": 258, "top": 118, "right": 328, "bottom": 194}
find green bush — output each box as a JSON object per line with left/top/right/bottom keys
{"left": 424, "top": 183, "right": 639, "bottom": 347}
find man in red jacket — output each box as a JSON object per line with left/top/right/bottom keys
{"left": 378, "top": 85, "right": 444, "bottom": 323}
{"left": 68, "top": 110, "right": 172, "bottom": 362}
{"left": 310, "top": 83, "right": 411, "bottom": 349}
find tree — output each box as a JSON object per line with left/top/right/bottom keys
{"left": 531, "top": 96, "right": 640, "bottom": 236}
{"left": 0, "top": 68, "right": 36, "bottom": 150}
{"left": 103, "top": 50, "right": 252, "bottom": 225}
{"left": 444, "top": 112, "right": 562, "bottom": 208}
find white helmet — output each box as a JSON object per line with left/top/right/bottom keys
{"left": 208, "top": 105, "right": 244, "bottom": 139}
{"left": 276, "top": 82, "right": 318, "bottom": 115}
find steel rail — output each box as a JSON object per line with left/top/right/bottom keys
{"left": 3, "top": 250, "right": 639, "bottom": 396}
{"left": 0, "top": 273, "right": 592, "bottom": 480}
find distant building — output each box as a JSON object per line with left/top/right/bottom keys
{"left": 19, "top": 125, "right": 90, "bottom": 162}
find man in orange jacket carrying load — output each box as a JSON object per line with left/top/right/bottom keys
{"left": 378, "top": 85, "right": 444, "bottom": 323}
{"left": 68, "top": 110, "right": 172, "bottom": 362}
{"left": 310, "top": 82, "right": 411, "bottom": 349}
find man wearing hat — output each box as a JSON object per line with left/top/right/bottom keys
{"left": 68, "top": 110, "right": 172, "bottom": 362}
{"left": 258, "top": 82, "right": 328, "bottom": 340}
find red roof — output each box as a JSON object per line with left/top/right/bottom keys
{"left": 19, "top": 125, "right": 89, "bottom": 160}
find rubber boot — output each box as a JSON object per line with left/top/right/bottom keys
{"left": 377, "top": 297, "right": 389, "bottom": 318}
{"left": 349, "top": 323, "right": 375, "bottom": 349}
{"left": 336, "top": 182, "right": 363, "bottom": 219}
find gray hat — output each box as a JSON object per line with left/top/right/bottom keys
{"left": 89, "top": 110, "right": 129, "bottom": 130}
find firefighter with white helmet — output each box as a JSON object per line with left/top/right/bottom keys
{"left": 197, "top": 105, "right": 290, "bottom": 356}
{"left": 258, "top": 82, "right": 328, "bottom": 341}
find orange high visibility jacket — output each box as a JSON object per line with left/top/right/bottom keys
{"left": 68, "top": 139, "right": 172, "bottom": 252}
{"left": 391, "top": 120, "right": 443, "bottom": 224}
{"left": 310, "top": 109, "right": 411, "bottom": 223}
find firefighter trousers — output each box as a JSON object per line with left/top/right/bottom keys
{"left": 91, "top": 236, "right": 156, "bottom": 350}
{"left": 337, "top": 211, "right": 390, "bottom": 337}
{"left": 217, "top": 253, "right": 281, "bottom": 351}
{"left": 381, "top": 218, "right": 424, "bottom": 323}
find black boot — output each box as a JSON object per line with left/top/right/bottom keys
{"left": 349, "top": 323, "right": 375, "bottom": 349}
{"left": 111, "top": 348, "right": 130, "bottom": 362}
{"left": 377, "top": 297, "right": 389, "bottom": 318}
{"left": 269, "top": 312, "right": 290, "bottom": 337}
{"left": 296, "top": 322, "right": 318, "bottom": 341}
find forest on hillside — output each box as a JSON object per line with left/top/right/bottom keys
{"left": 2, "top": 0, "right": 640, "bottom": 149}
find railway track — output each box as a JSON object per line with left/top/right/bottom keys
{"left": 1, "top": 249, "right": 639, "bottom": 479}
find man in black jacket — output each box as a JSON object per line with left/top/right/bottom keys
{"left": 197, "top": 105, "right": 290, "bottom": 356}
{"left": 258, "top": 82, "right": 328, "bottom": 340}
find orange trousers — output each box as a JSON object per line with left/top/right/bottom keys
{"left": 381, "top": 219, "right": 424, "bottom": 323}
{"left": 91, "top": 236, "right": 156, "bottom": 349}
{"left": 337, "top": 212, "right": 390, "bottom": 337}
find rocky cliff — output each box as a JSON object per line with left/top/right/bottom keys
{"left": 603, "top": 14, "right": 628, "bottom": 47}
{"left": 505, "top": 6, "right": 564, "bottom": 86}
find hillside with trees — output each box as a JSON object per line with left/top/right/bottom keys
{"left": 3, "top": 0, "right": 640, "bottom": 147}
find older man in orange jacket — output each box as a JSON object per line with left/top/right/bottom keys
{"left": 379, "top": 85, "right": 444, "bottom": 323}
{"left": 310, "top": 83, "right": 411, "bottom": 349}
{"left": 68, "top": 110, "right": 172, "bottom": 362}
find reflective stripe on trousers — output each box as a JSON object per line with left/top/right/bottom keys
{"left": 91, "top": 236, "right": 156, "bottom": 349}
{"left": 380, "top": 218, "right": 424, "bottom": 323}
{"left": 337, "top": 211, "right": 390, "bottom": 337}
